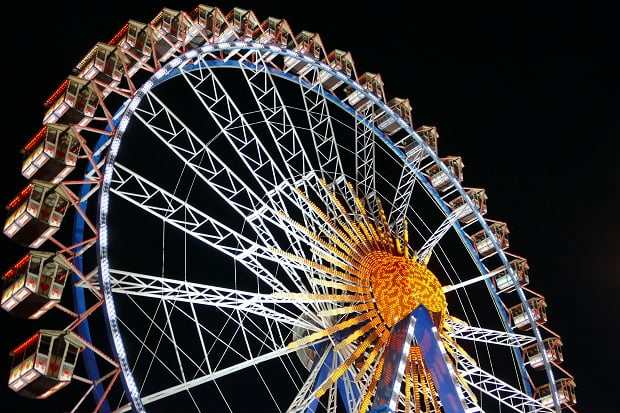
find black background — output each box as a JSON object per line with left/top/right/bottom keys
{"left": 1, "top": 1, "right": 617, "bottom": 412}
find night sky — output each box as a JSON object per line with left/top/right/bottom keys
{"left": 1, "top": 1, "right": 617, "bottom": 412}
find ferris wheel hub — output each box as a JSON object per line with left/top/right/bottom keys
{"left": 362, "top": 250, "right": 446, "bottom": 329}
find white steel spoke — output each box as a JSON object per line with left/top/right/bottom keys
{"left": 417, "top": 204, "right": 470, "bottom": 261}
{"left": 118, "top": 282, "right": 292, "bottom": 374}
{"left": 117, "top": 341, "right": 327, "bottom": 412}
{"left": 162, "top": 298, "right": 187, "bottom": 385}
{"left": 286, "top": 344, "right": 334, "bottom": 412}
{"left": 446, "top": 341, "right": 554, "bottom": 413}
{"left": 133, "top": 86, "right": 308, "bottom": 254}
{"left": 298, "top": 74, "right": 345, "bottom": 189}
{"left": 132, "top": 88, "right": 320, "bottom": 286}
{"left": 108, "top": 269, "right": 318, "bottom": 331}
{"left": 176, "top": 59, "right": 325, "bottom": 269}
{"left": 115, "top": 306, "right": 204, "bottom": 383}
{"left": 109, "top": 163, "right": 286, "bottom": 291}
{"left": 181, "top": 60, "right": 288, "bottom": 192}
{"left": 237, "top": 56, "right": 335, "bottom": 257}
{"left": 388, "top": 157, "right": 421, "bottom": 238}
{"left": 109, "top": 165, "right": 360, "bottom": 318}
{"left": 445, "top": 318, "right": 536, "bottom": 347}
{"left": 239, "top": 55, "right": 314, "bottom": 186}
{"left": 354, "top": 115, "right": 376, "bottom": 218}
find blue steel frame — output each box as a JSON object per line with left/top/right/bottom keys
{"left": 368, "top": 306, "right": 468, "bottom": 413}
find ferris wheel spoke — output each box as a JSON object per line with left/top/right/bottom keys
{"left": 297, "top": 74, "right": 346, "bottom": 195}
{"left": 120, "top": 288, "right": 288, "bottom": 368}
{"left": 132, "top": 90, "right": 269, "bottom": 218}
{"left": 109, "top": 162, "right": 371, "bottom": 307}
{"left": 113, "top": 290, "right": 317, "bottom": 410}
{"left": 238, "top": 55, "right": 315, "bottom": 183}
{"left": 388, "top": 156, "right": 422, "bottom": 239}
{"left": 180, "top": 59, "right": 290, "bottom": 191}
{"left": 107, "top": 269, "right": 319, "bottom": 331}
{"left": 116, "top": 340, "right": 327, "bottom": 412}
{"left": 289, "top": 173, "right": 370, "bottom": 259}
{"left": 445, "top": 318, "right": 536, "bottom": 347}
{"left": 132, "top": 89, "right": 313, "bottom": 264}
{"left": 178, "top": 60, "right": 319, "bottom": 257}
{"left": 136, "top": 63, "right": 390, "bottom": 300}
{"left": 354, "top": 115, "right": 378, "bottom": 219}
{"left": 109, "top": 163, "right": 292, "bottom": 291}
{"left": 446, "top": 341, "right": 555, "bottom": 413}
{"left": 108, "top": 161, "right": 372, "bottom": 323}
{"left": 451, "top": 381, "right": 486, "bottom": 413}
{"left": 416, "top": 203, "right": 472, "bottom": 262}
{"left": 115, "top": 310, "right": 200, "bottom": 387}
{"left": 237, "top": 56, "right": 339, "bottom": 242}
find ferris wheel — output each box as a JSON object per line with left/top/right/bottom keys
{"left": 1, "top": 5, "right": 579, "bottom": 413}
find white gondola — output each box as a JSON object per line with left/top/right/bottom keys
{"left": 117, "top": 20, "right": 152, "bottom": 74}
{"left": 151, "top": 8, "right": 194, "bottom": 63}
{"left": 509, "top": 296, "right": 547, "bottom": 330}
{"left": 374, "top": 97, "right": 413, "bottom": 136}
{"left": 193, "top": 5, "right": 230, "bottom": 43}
{"left": 254, "top": 17, "right": 293, "bottom": 63}
{"left": 415, "top": 125, "right": 439, "bottom": 155}
{"left": 8, "top": 330, "right": 84, "bottom": 399}
{"left": 492, "top": 255, "right": 529, "bottom": 293}
{"left": 21, "top": 124, "right": 80, "bottom": 184}
{"left": 226, "top": 7, "right": 260, "bottom": 41}
{"left": 317, "top": 49, "right": 356, "bottom": 92}
{"left": 449, "top": 187, "right": 487, "bottom": 224}
{"left": 3, "top": 180, "right": 71, "bottom": 248}
{"left": 470, "top": 220, "right": 509, "bottom": 257}
{"left": 343, "top": 72, "right": 385, "bottom": 111}
{"left": 425, "top": 156, "right": 464, "bottom": 192}
{"left": 524, "top": 337, "right": 563, "bottom": 369}
{"left": 284, "top": 31, "right": 325, "bottom": 77}
{"left": 42, "top": 76, "right": 99, "bottom": 127}
{"left": 398, "top": 125, "right": 440, "bottom": 164}
{"left": 1, "top": 251, "right": 71, "bottom": 319}
{"left": 74, "top": 43, "right": 124, "bottom": 95}
{"left": 536, "top": 378, "right": 577, "bottom": 409}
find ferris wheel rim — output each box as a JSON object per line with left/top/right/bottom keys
{"left": 81, "top": 40, "right": 552, "bottom": 412}
{"left": 0, "top": 5, "right": 576, "bottom": 412}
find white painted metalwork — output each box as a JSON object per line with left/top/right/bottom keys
{"left": 417, "top": 204, "right": 470, "bottom": 262}
{"left": 2, "top": 6, "right": 571, "bottom": 413}
{"left": 447, "top": 340, "right": 555, "bottom": 413}
{"left": 445, "top": 318, "right": 537, "bottom": 348}
{"left": 92, "top": 41, "right": 563, "bottom": 411}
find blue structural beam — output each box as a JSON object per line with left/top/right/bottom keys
{"left": 368, "top": 406, "right": 394, "bottom": 413}
{"left": 72, "top": 131, "right": 112, "bottom": 413}
{"left": 306, "top": 345, "right": 334, "bottom": 413}
{"left": 370, "top": 305, "right": 468, "bottom": 413}
{"left": 337, "top": 365, "right": 361, "bottom": 413}
{"left": 370, "top": 312, "right": 416, "bottom": 412}
{"left": 413, "top": 305, "right": 468, "bottom": 413}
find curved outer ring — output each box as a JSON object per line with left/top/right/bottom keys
{"left": 85, "top": 40, "right": 557, "bottom": 411}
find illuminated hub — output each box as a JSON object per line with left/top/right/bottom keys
{"left": 361, "top": 250, "right": 447, "bottom": 329}
{"left": 273, "top": 180, "right": 459, "bottom": 408}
